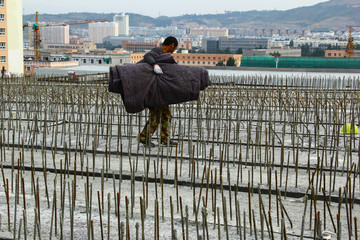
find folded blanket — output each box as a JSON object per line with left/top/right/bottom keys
{"left": 109, "top": 53, "right": 210, "bottom": 113}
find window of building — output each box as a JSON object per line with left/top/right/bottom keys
{"left": 188, "top": 61, "right": 190, "bottom": 64}
{"left": 0, "top": 14, "right": 4, "bottom": 21}
{"left": 0, "top": 1, "right": 3, "bottom": 7}
{"left": 198, "top": 61, "right": 200, "bottom": 64}
{"left": 193, "top": 61, "right": 195, "bottom": 64}
{"left": 328, "top": 53, "right": 331, "bottom": 57}
{"left": 83, "top": 59, "right": 86, "bottom": 63}
{"left": 91, "top": 59, "right": 94, "bottom": 64}
{"left": 0, "top": 42, "right": 5, "bottom": 49}
{"left": 339, "top": 53, "right": 342, "bottom": 57}
{"left": 0, "top": 28, "right": 4, "bottom": 35}
{"left": 26, "top": 66, "right": 31, "bottom": 72}
{"left": 1, "top": 56, "right": 5, "bottom": 63}
{"left": 203, "top": 62, "right": 205, "bottom": 64}
{"left": 334, "top": 53, "right": 337, "bottom": 57}
{"left": 99, "top": 60, "right": 102, "bottom": 64}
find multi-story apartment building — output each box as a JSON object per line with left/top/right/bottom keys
{"left": 0, "top": 0, "right": 23, "bottom": 75}
{"left": 88, "top": 22, "right": 118, "bottom": 44}
{"left": 41, "top": 25, "right": 69, "bottom": 44}
{"left": 122, "top": 40, "right": 162, "bottom": 52}
{"left": 130, "top": 52, "right": 241, "bottom": 67}
{"left": 189, "top": 28, "right": 229, "bottom": 37}
{"left": 113, "top": 14, "right": 129, "bottom": 36}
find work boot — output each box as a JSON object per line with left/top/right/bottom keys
{"left": 161, "top": 140, "right": 178, "bottom": 147}
{"left": 138, "top": 138, "right": 156, "bottom": 148}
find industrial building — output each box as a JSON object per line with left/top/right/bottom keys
{"left": 0, "top": 0, "right": 24, "bottom": 75}
{"left": 88, "top": 22, "right": 118, "bottom": 44}
{"left": 113, "top": 14, "right": 129, "bottom": 36}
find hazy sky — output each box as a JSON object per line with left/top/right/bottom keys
{"left": 23, "top": 0, "right": 329, "bottom": 17}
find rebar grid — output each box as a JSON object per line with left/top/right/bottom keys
{"left": 0, "top": 73, "right": 359, "bottom": 239}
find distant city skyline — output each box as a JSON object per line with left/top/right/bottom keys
{"left": 23, "top": 0, "right": 329, "bottom": 18}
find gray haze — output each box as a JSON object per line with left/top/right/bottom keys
{"left": 23, "top": 0, "right": 329, "bottom": 17}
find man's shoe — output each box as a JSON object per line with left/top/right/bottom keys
{"left": 161, "top": 140, "right": 178, "bottom": 147}
{"left": 138, "top": 139, "right": 156, "bottom": 148}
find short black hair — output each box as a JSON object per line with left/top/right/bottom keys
{"left": 162, "top": 36, "right": 178, "bottom": 47}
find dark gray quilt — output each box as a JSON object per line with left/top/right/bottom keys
{"left": 109, "top": 53, "right": 210, "bottom": 113}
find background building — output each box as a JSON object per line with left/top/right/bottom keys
{"left": 325, "top": 50, "right": 360, "bottom": 58}
{"left": 113, "top": 14, "right": 129, "bottom": 36}
{"left": 0, "top": 0, "right": 24, "bottom": 75}
{"left": 243, "top": 48, "right": 301, "bottom": 57}
{"left": 122, "top": 40, "right": 161, "bottom": 52}
{"left": 88, "top": 22, "right": 118, "bottom": 44}
{"left": 43, "top": 42, "right": 97, "bottom": 52}
{"left": 41, "top": 25, "right": 69, "bottom": 44}
{"left": 189, "top": 28, "right": 228, "bottom": 37}
{"left": 202, "top": 38, "right": 272, "bottom": 53}
{"left": 130, "top": 52, "right": 241, "bottom": 67}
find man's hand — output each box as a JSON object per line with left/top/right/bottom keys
{"left": 153, "top": 64, "right": 163, "bottom": 74}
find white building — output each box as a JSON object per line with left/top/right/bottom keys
{"left": 189, "top": 28, "right": 229, "bottom": 37}
{"left": 0, "top": 0, "right": 24, "bottom": 75}
{"left": 88, "top": 22, "right": 118, "bottom": 44}
{"left": 113, "top": 14, "right": 129, "bottom": 36}
{"left": 41, "top": 25, "right": 69, "bottom": 44}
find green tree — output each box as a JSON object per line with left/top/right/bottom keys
{"left": 289, "top": 40, "right": 294, "bottom": 47}
{"left": 226, "top": 57, "right": 236, "bottom": 66}
{"left": 236, "top": 48, "right": 243, "bottom": 54}
{"left": 312, "top": 48, "right": 325, "bottom": 57}
{"left": 216, "top": 61, "right": 225, "bottom": 66}
{"left": 301, "top": 43, "right": 311, "bottom": 57}
{"left": 224, "top": 47, "right": 231, "bottom": 54}
{"left": 188, "top": 47, "right": 205, "bottom": 53}
{"left": 270, "top": 52, "right": 281, "bottom": 57}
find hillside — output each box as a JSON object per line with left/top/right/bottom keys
{"left": 22, "top": 0, "right": 360, "bottom": 30}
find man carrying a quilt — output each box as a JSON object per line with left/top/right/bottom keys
{"left": 137, "top": 36, "right": 179, "bottom": 147}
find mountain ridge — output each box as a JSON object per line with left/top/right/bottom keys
{"left": 23, "top": 0, "right": 360, "bottom": 31}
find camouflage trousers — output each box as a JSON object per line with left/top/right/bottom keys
{"left": 138, "top": 105, "right": 172, "bottom": 144}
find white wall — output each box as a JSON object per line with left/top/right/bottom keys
{"left": 7, "top": 0, "right": 24, "bottom": 74}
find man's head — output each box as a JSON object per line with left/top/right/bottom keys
{"left": 161, "top": 36, "right": 178, "bottom": 53}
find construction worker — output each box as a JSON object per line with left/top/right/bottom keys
{"left": 137, "top": 36, "right": 178, "bottom": 147}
